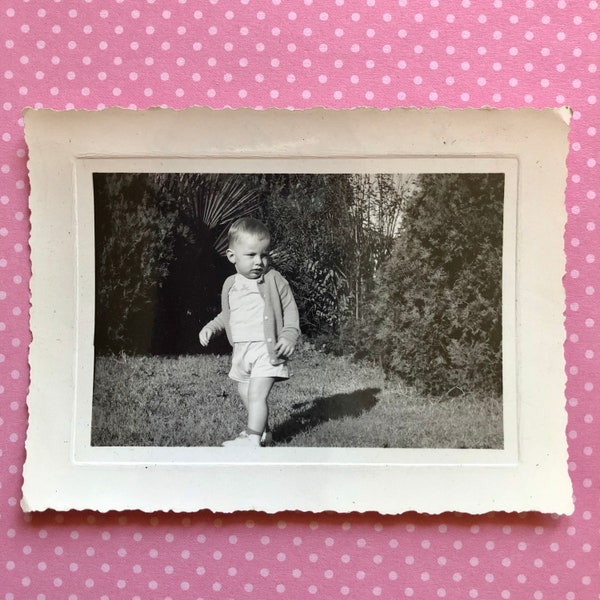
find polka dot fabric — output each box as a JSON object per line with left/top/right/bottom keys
{"left": 1, "top": 0, "right": 598, "bottom": 597}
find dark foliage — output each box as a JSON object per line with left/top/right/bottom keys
{"left": 94, "top": 170, "right": 504, "bottom": 396}
{"left": 94, "top": 173, "right": 258, "bottom": 355}
{"left": 250, "top": 173, "right": 408, "bottom": 349}
{"left": 94, "top": 173, "right": 178, "bottom": 354}
{"left": 254, "top": 174, "right": 354, "bottom": 338}
{"left": 371, "top": 173, "right": 504, "bottom": 394}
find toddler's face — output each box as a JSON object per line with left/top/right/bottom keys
{"left": 227, "top": 233, "right": 270, "bottom": 279}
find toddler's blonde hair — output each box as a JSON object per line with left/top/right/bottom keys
{"left": 228, "top": 217, "right": 270, "bottom": 247}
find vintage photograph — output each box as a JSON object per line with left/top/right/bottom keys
{"left": 91, "top": 170, "right": 505, "bottom": 450}
{"left": 23, "top": 107, "right": 572, "bottom": 514}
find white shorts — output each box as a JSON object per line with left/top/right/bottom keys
{"left": 229, "top": 341, "right": 291, "bottom": 383}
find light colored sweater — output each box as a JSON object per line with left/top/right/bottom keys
{"left": 204, "top": 269, "right": 301, "bottom": 362}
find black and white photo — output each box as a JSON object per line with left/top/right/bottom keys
{"left": 92, "top": 170, "right": 505, "bottom": 450}
{"left": 22, "top": 107, "right": 572, "bottom": 514}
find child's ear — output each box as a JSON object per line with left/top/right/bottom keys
{"left": 226, "top": 248, "right": 236, "bottom": 264}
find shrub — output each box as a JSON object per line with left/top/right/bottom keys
{"left": 94, "top": 173, "right": 180, "bottom": 354}
{"left": 94, "top": 173, "right": 261, "bottom": 355}
{"left": 372, "top": 173, "right": 504, "bottom": 395}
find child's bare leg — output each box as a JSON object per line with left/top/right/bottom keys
{"left": 246, "top": 377, "right": 275, "bottom": 435}
{"left": 237, "top": 380, "right": 271, "bottom": 435}
{"left": 237, "top": 381, "right": 250, "bottom": 411}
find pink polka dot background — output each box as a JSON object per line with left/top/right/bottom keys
{"left": 1, "top": 0, "right": 598, "bottom": 597}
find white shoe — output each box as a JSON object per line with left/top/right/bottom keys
{"left": 222, "top": 431, "right": 261, "bottom": 447}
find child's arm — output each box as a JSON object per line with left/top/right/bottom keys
{"left": 199, "top": 312, "right": 226, "bottom": 346}
{"left": 199, "top": 326, "right": 214, "bottom": 346}
{"left": 275, "top": 337, "right": 296, "bottom": 358}
{"left": 274, "top": 273, "right": 301, "bottom": 356}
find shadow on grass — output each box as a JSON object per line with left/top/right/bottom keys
{"left": 274, "top": 387, "right": 381, "bottom": 443}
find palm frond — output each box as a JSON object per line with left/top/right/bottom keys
{"left": 154, "top": 173, "right": 262, "bottom": 255}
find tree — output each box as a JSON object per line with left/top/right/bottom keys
{"left": 254, "top": 173, "right": 416, "bottom": 353}
{"left": 255, "top": 174, "right": 356, "bottom": 344}
{"left": 146, "top": 173, "right": 263, "bottom": 354}
{"left": 153, "top": 173, "right": 262, "bottom": 255}
{"left": 94, "top": 172, "right": 262, "bottom": 355}
{"left": 94, "top": 173, "right": 181, "bottom": 354}
{"left": 347, "top": 173, "right": 417, "bottom": 322}
{"left": 372, "top": 173, "right": 504, "bottom": 394}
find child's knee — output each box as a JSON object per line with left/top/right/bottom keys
{"left": 247, "top": 377, "right": 275, "bottom": 402}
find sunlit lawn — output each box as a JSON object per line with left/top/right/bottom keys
{"left": 92, "top": 347, "right": 503, "bottom": 449}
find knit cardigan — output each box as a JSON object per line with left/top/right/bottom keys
{"left": 204, "top": 269, "right": 301, "bottom": 362}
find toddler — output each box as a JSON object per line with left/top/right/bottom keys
{"left": 199, "top": 217, "right": 300, "bottom": 447}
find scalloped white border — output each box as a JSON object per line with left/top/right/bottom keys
{"left": 22, "top": 107, "right": 572, "bottom": 514}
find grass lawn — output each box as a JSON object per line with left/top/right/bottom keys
{"left": 91, "top": 346, "right": 503, "bottom": 449}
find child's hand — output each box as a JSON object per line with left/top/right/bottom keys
{"left": 199, "top": 327, "right": 213, "bottom": 347}
{"left": 275, "top": 338, "right": 295, "bottom": 359}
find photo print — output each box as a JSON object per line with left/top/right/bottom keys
{"left": 92, "top": 171, "right": 505, "bottom": 451}
{"left": 23, "top": 107, "right": 572, "bottom": 514}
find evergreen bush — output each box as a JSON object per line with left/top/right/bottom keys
{"left": 372, "top": 173, "right": 504, "bottom": 395}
